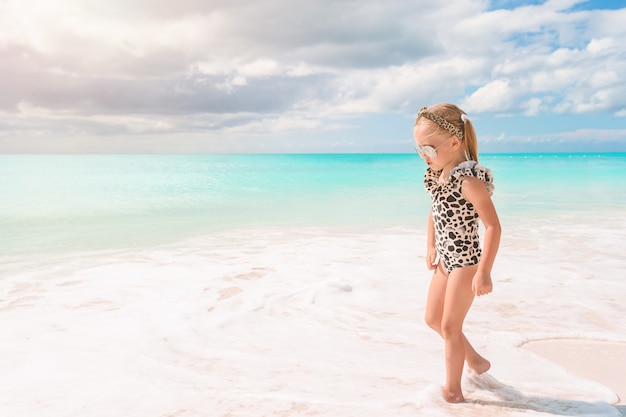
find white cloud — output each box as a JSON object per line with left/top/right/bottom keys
{"left": 521, "top": 97, "right": 547, "bottom": 116}
{"left": 0, "top": 0, "right": 625, "bottom": 152}
{"left": 462, "top": 79, "right": 517, "bottom": 112}
{"left": 587, "top": 37, "right": 615, "bottom": 53}
{"left": 560, "top": 128, "right": 626, "bottom": 141}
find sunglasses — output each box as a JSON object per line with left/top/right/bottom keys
{"left": 415, "top": 136, "right": 453, "bottom": 159}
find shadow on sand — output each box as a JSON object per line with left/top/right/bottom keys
{"left": 465, "top": 372, "right": 621, "bottom": 416}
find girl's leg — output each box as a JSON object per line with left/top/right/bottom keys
{"left": 440, "top": 265, "right": 478, "bottom": 402}
{"left": 424, "top": 264, "right": 490, "bottom": 374}
{"left": 424, "top": 263, "right": 448, "bottom": 334}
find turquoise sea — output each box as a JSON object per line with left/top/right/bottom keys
{"left": 1, "top": 153, "right": 625, "bottom": 256}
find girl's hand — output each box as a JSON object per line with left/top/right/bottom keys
{"left": 426, "top": 246, "right": 438, "bottom": 270}
{"left": 472, "top": 271, "right": 493, "bottom": 296}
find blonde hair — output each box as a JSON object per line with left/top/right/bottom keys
{"left": 415, "top": 103, "right": 478, "bottom": 162}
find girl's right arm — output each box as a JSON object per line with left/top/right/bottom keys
{"left": 426, "top": 209, "right": 437, "bottom": 270}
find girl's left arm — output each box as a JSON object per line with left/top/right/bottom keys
{"left": 462, "top": 176, "right": 501, "bottom": 296}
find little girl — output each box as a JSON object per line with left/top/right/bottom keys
{"left": 413, "top": 103, "right": 501, "bottom": 403}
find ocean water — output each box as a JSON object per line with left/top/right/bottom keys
{"left": 2, "top": 153, "right": 625, "bottom": 255}
{"left": 1, "top": 153, "right": 625, "bottom": 416}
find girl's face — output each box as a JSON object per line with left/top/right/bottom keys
{"left": 413, "top": 122, "right": 456, "bottom": 169}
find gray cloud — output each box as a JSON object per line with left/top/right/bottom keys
{"left": 1, "top": 0, "right": 625, "bottom": 152}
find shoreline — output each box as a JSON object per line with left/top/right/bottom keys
{"left": 523, "top": 339, "right": 626, "bottom": 408}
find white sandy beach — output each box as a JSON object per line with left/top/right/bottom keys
{"left": 2, "top": 225, "right": 626, "bottom": 417}
{"left": 2, "top": 154, "right": 626, "bottom": 417}
{"left": 524, "top": 339, "right": 626, "bottom": 407}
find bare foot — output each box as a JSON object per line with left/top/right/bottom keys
{"left": 467, "top": 357, "right": 491, "bottom": 375}
{"left": 442, "top": 387, "right": 465, "bottom": 403}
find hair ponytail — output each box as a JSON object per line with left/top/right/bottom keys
{"left": 462, "top": 116, "right": 478, "bottom": 162}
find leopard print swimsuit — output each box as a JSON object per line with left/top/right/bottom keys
{"left": 424, "top": 161, "right": 494, "bottom": 273}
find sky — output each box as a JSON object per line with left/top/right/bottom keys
{"left": 1, "top": 0, "right": 625, "bottom": 153}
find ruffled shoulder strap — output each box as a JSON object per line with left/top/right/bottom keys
{"left": 450, "top": 161, "right": 495, "bottom": 195}
{"left": 423, "top": 168, "right": 441, "bottom": 195}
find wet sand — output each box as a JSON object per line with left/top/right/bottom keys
{"left": 524, "top": 339, "right": 626, "bottom": 412}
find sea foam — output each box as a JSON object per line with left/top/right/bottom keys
{"left": 1, "top": 220, "right": 624, "bottom": 416}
